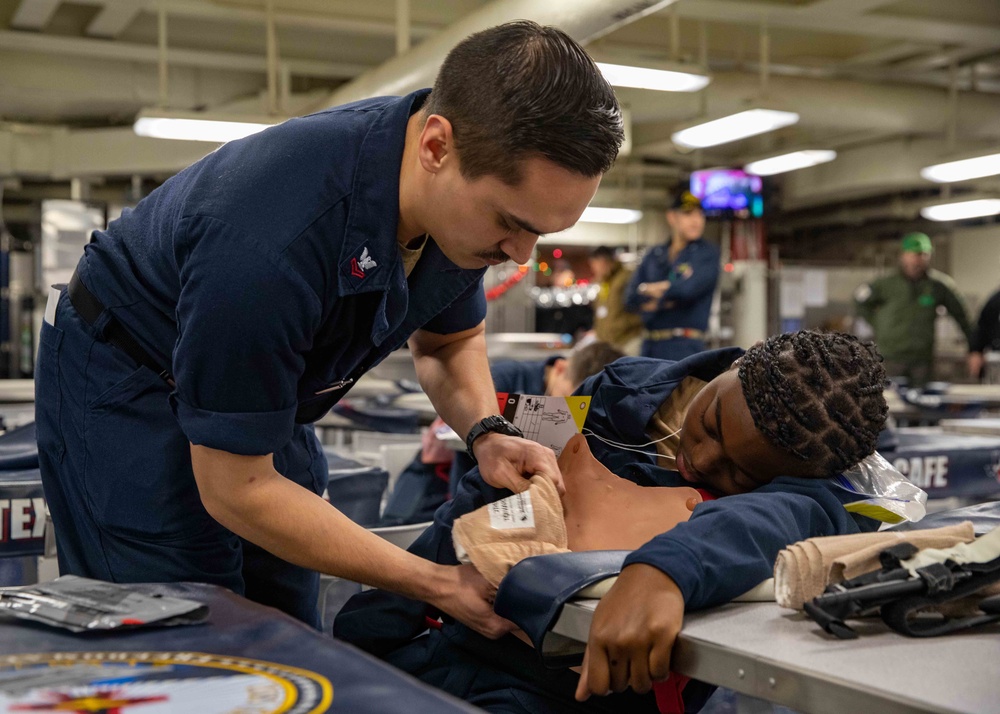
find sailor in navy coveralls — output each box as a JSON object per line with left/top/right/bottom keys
{"left": 35, "top": 22, "right": 623, "bottom": 636}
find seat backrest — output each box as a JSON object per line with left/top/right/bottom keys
{"left": 353, "top": 430, "right": 423, "bottom": 453}
{"left": 326, "top": 468, "right": 390, "bottom": 528}
{"left": 0, "top": 422, "right": 39, "bottom": 471}
{"left": 369, "top": 521, "right": 432, "bottom": 550}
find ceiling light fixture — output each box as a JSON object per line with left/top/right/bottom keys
{"left": 579, "top": 207, "right": 643, "bottom": 224}
{"left": 596, "top": 62, "right": 710, "bottom": 92}
{"left": 133, "top": 109, "right": 283, "bottom": 143}
{"left": 920, "top": 198, "right": 1000, "bottom": 222}
{"left": 920, "top": 151, "right": 1000, "bottom": 183}
{"left": 744, "top": 149, "right": 837, "bottom": 176}
{"left": 672, "top": 109, "right": 800, "bottom": 150}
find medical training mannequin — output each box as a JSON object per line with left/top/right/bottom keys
{"left": 453, "top": 435, "right": 703, "bottom": 587}
{"left": 336, "top": 331, "right": 891, "bottom": 714}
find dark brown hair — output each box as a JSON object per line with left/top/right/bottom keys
{"left": 569, "top": 341, "right": 625, "bottom": 388}
{"left": 424, "top": 21, "right": 624, "bottom": 185}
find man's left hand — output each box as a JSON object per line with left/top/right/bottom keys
{"left": 575, "top": 564, "right": 684, "bottom": 700}
{"left": 639, "top": 280, "right": 671, "bottom": 300}
{"left": 473, "top": 433, "right": 564, "bottom": 495}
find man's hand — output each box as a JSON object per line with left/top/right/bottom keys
{"left": 428, "top": 563, "right": 516, "bottom": 640}
{"left": 575, "top": 564, "right": 684, "bottom": 701}
{"left": 638, "top": 280, "right": 671, "bottom": 300}
{"left": 968, "top": 351, "right": 985, "bottom": 379}
{"left": 473, "top": 432, "right": 564, "bottom": 495}
{"left": 640, "top": 299, "right": 660, "bottom": 313}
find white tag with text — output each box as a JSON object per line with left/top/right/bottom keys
{"left": 488, "top": 491, "right": 535, "bottom": 530}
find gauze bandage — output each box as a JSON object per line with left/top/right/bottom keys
{"left": 453, "top": 475, "right": 569, "bottom": 588}
{"left": 774, "top": 521, "right": 976, "bottom": 609}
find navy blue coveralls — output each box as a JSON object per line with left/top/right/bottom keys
{"left": 34, "top": 90, "right": 487, "bottom": 627}
{"left": 625, "top": 240, "right": 720, "bottom": 361}
{"left": 335, "top": 349, "right": 877, "bottom": 713}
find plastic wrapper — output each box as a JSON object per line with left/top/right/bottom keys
{"left": 0, "top": 575, "right": 208, "bottom": 633}
{"left": 833, "top": 451, "right": 927, "bottom": 524}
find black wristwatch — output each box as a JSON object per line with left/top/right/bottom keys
{"left": 465, "top": 415, "right": 523, "bottom": 462}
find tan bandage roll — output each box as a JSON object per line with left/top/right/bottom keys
{"left": 453, "top": 475, "right": 569, "bottom": 588}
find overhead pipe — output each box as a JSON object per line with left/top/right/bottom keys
{"left": 396, "top": 0, "right": 411, "bottom": 55}
{"left": 157, "top": 4, "right": 168, "bottom": 108}
{"left": 320, "top": 0, "right": 680, "bottom": 108}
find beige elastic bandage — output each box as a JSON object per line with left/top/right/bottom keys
{"left": 452, "top": 475, "right": 570, "bottom": 588}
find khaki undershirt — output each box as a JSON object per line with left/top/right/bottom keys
{"left": 647, "top": 376, "right": 709, "bottom": 460}
{"left": 399, "top": 234, "right": 428, "bottom": 277}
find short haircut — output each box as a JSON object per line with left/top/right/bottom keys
{"left": 737, "top": 331, "right": 888, "bottom": 476}
{"left": 590, "top": 245, "right": 615, "bottom": 261}
{"left": 424, "top": 21, "right": 624, "bottom": 185}
{"left": 569, "top": 341, "right": 626, "bottom": 387}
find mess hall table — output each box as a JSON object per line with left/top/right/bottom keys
{"left": 552, "top": 600, "right": 1000, "bottom": 714}
{"left": 0, "top": 379, "right": 35, "bottom": 403}
{"left": 0, "top": 581, "right": 479, "bottom": 713}
{"left": 940, "top": 418, "right": 1000, "bottom": 437}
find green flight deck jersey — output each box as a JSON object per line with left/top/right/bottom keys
{"left": 855, "top": 268, "right": 973, "bottom": 364}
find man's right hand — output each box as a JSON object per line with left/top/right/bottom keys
{"left": 428, "top": 563, "right": 516, "bottom": 640}
{"left": 968, "top": 351, "right": 985, "bottom": 379}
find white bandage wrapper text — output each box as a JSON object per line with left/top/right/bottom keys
{"left": 488, "top": 491, "right": 535, "bottom": 530}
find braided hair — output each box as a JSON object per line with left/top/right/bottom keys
{"left": 737, "top": 331, "right": 888, "bottom": 476}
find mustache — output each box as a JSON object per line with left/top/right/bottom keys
{"left": 476, "top": 249, "right": 510, "bottom": 264}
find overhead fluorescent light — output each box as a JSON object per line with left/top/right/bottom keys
{"left": 920, "top": 198, "right": 1000, "bottom": 222}
{"left": 596, "top": 62, "right": 710, "bottom": 92}
{"left": 133, "top": 109, "right": 283, "bottom": 143}
{"left": 672, "top": 109, "right": 800, "bottom": 150}
{"left": 744, "top": 149, "right": 837, "bottom": 176}
{"left": 921, "top": 151, "right": 1000, "bottom": 183}
{"left": 579, "top": 207, "right": 643, "bottom": 224}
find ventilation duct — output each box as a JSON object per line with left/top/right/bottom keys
{"left": 322, "top": 0, "right": 679, "bottom": 107}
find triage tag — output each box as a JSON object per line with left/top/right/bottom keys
{"left": 488, "top": 491, "right": 535, "bottom": 530}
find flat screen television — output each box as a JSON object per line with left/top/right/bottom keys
{"left": 690, "top": 169, "right": 764, "bottom": 217}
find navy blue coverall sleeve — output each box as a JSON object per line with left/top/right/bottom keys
{"left": 623, "top": 479, "right": 877, "bottom": 610}
{"left": 660, "top": 244, "right": 720, "bottom": 305}
{"left": 971, "top": 291, "right": 1000, "bottom": 353}
{"left": 420, "top": 274, "right": 487, "bottom": 335}
{"left": 624, "top": 252, "right": 657, "bottom": 313}
{"left": 171, "top": 214, "right": 321, "bottom": 456}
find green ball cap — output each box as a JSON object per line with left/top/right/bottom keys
{"left": 901, "top": 232, "right": 932, "bottom": 254}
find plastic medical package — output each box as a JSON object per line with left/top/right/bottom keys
{"left": 834, "top": 451, "right": 927, "bottom": 524}
{"left": 0, "top": 575, "right": 208, "bottom": 633}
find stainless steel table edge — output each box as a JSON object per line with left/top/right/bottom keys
{"left": 553, "top": 600, "right": 958, "bottom": 714}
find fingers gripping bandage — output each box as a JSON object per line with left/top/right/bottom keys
{"left": 453, "top": 475, "right": 570, "bottom": 588}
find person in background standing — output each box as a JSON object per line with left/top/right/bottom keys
{"left": 588, "top": 245, "right": 643, "bottom": 355}
{"left": 625, "top": 191, "right": 720, "bottom": 360}
{"left": 855, "top": 232, "right": 973, "bottom": 387}
{"left": 967, "top": 283, "right": 1000, "bottom": 380}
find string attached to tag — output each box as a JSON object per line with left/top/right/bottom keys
{"left": 580, "top": 427, "right": 682, "bottom": 461}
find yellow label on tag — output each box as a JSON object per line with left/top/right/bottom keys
{"left": 566, "top": 396, "right": 591, "bottom": 432}
{"left": 844, "top": 502, "right": 905, "bottom": 524}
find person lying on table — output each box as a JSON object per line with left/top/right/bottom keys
{"left": 335, "top": 330, "right": 889, "bottom": 714}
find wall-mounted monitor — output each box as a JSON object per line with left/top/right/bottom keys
{"left": 690, "top": 169, "right": 764, "bottom": 218}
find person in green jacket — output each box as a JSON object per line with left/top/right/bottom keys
{"left": 855, "top": 232, "right": 973, "bottom": 386}
{"left": 588, "top": 245, "right": 644, "bottom": 354}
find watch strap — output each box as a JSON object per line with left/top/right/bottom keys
{"left": 465, "top": 415, "right": 524, "bottom": 463}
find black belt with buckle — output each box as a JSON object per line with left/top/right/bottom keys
{"left": 67, "top": 271, "right": 175, "bottom": 387}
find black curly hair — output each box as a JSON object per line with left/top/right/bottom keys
{"left": 737, "top": 331, "right": 888, "bottom": 476}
